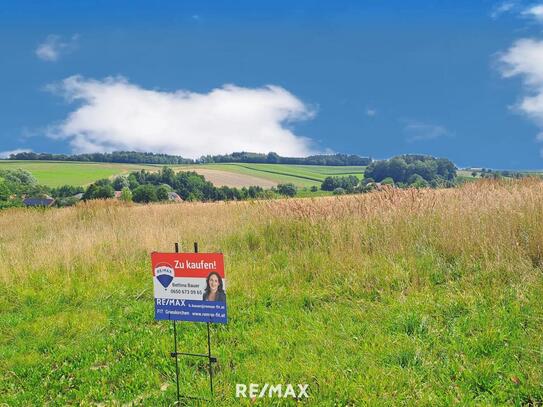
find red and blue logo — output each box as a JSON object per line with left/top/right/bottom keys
{"left": 154, "top": 262, "right": 174, "bottom": 288}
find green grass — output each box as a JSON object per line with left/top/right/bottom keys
{"left": 0, "top": 161, "right": 158, "bottom": 187}
{"left": 1, "top": 181, "right": 542, "bottom": 405}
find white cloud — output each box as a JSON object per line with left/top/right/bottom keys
{"left": 491, "top": 1, "right": 517, "bottom": 19}
{"left": 366, "top": 108, "right": 377, "bottom": 117}
{"left": 0, "top": 149, "right": 33, "bottom": 159}
{"left": 47, "top": 76, "right": 318, "bottom": 158}
{"left": 500, "top": 39, "right": 543, "bottom": 129}
{"left": 404, "top": 121, "right": 450, "bottom": 142}
{"left": 36, "top": 34, "right": 78, "bottom": 62}
{"left": 498, "top": 3, "right": 543, "bottom": 155}
{"left": 522, "top": 4, "right": 543, "bottom": 22}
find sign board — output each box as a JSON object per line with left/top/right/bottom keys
{"left": 152, "top": 252, "right": 227, "bottom": 324}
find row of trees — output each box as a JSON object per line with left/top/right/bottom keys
{"left": 8, "top": 151, "right": 194, "bottom": 165}
{"left": 200, "top": 152, "right": 371, "bottom": 166}
{"left": 319, "top": 174, "right": 443, "bottom": 196}
{"left": 8, "top": 151, "right": 372, "bottom": 166}
{"left": 83, "top": 167, "right": 299, "bottom": 203}
{"left": 472, "top": 169, "right": 529, "bottom": 179}
{"left": 0, "top": 167, "right": 302, "bottom": 209}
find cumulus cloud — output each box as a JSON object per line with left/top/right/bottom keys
{"left": 522, "top": 4, "right": 543, "bottom": 22}
{"left": 497, "top": 3, "right": 543, "bottom": 155}
{"left": 500, "top": 37, "right": 543, "bottom": 149}
{"left": 491, "top": 1, "right": 517, "bottom": 19}
{"left": 46, "top": 76, "right": 318, "bottom": 157}
{"left": 36, "top": 34, "right": 78, "bottom": 61}
{"left": 0, "top": 149, "right": 32, "bottom": 159}
{"left": 404, "top": 121, "right": 451, "bottom": 142}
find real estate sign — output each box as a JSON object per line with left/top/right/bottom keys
{"left": 152, "top": 252, "right": 227, "bottom": 324}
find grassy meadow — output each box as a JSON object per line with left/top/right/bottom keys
{"left": 1, "top": 179, "right": 543, "bottom": 405}
{"left": 0, "top": 160, "right": 366, "bottom": 192}
{"left": 0, "top": 161, "right": 159, "bottom": 187}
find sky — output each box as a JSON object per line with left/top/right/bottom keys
{"left": 2, "top": 1, "right": 543, "bottom": 169}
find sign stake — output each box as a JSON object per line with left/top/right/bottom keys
{"left": 172, "top": 242, "right": 181, "bottom": 405}
{"left": 193, "top": 242, "right": 215, "bottom": 398}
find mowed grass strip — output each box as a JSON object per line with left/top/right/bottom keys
{"left": 0, "top": 179, "right": 542, "bottom": 405}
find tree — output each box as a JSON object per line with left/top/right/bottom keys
{"left": 381, "top": 177, "right": 395, "bottom": 185}
{"left": 156, "top": 185, "right": 170, "bottom": 201}
{"left": 266, "top": 152, "right": 280, "bottom": 163}
{"left": 93, "top": 185, "right": 115, "bottom": 199}
{"left": 132, "top": 185, "right": 158, "bottom": 203}
{"left": 408, "top": 174, "right": 428, "bottom": 188}
{"left": 160, "top": 167, "right": 176, "bottom": 186}
{"left": 310, "top": 185, "right": 318, "bottom": 192}
{"left": 83, "top": 183, "right": 114, "bottom": 200}
{"left": 0, "top": 181, "right": 10, "bottom": 201}
{"left": 333, "top": 187, "right": 345, "bottom": 195}
{"left": 128, "top": 174, "right": 140, "bottom": 190}
{"left": 94, "top": 178, "right": 113, "bottom": 187}
{"left": 120, "top": 187, "right": 132, "bottom": 202}
{"left": 321, "top": 177, "right": 339, "bottom": 191}
{"left": 113, "top": 176, "right": 130, "bottom": 190}
{"left": 388, "top": 157, "right": 408, "bottom": 183}
{"left": 277, "top": 183, "right": 297, "bottom": 197}
{"left": 51, "top": 185, "right": 84, "bottom": 198}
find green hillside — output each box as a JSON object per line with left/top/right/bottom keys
{"left": 0, "top": 161, "right": 158, "bottom": 187}
{"left": 0, "top": 160, "right": 366, "bottom": 189}
{"left": 176, "top": 163, "right": 366, "bottom": 188}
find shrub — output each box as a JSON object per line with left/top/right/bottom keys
{"left": 381, "top": 177, "right": 394, "bottom": 185}
{"left": 277, "top": 183, "right": 297, "bottom": 197}
{"left": 0, "top": 181, "right": 11, "bottom": 201}
{"left": 156, "top": 185, "right": 170, "bottom": 201}
{"left": 120, "top": 187, "right": 132, "bottom": 202}
{"left": 132, "top": 185, "right": 157, "bottom": 203}
{"left": 113, "top": 176, "right": 130, "bottom": 191}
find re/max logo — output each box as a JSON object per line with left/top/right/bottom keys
{"left": 156, "top": 298, "right": 186, "bottom": 306}
{"left": 235, "top": 383, "right": 309, "bottom": 399}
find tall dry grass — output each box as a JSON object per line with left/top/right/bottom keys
{"left": 0, "top": 178, "right": 542, "bottom": 285}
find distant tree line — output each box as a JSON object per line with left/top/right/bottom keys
{"left": 199, "top": 152, "right": 372, "bottom": 166}
{"left": 7, "top": 151, "right": 194, "bottom": 164}
{"left": 7, "top": 151, "right": 372, "bottom": 166}
{"left": 472, "top": 168, "right": 529, "bottom": 179}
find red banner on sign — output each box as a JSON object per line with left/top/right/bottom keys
{"left": 151, "top": 252, "right": 225, "bottom": 278}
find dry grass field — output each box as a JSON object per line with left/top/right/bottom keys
{"left": 1, "top": 178, "right": 542, "bottom": 405}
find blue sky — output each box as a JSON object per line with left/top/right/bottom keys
{"left": 1, "top": 0, "right": 543, "bottom": 169}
